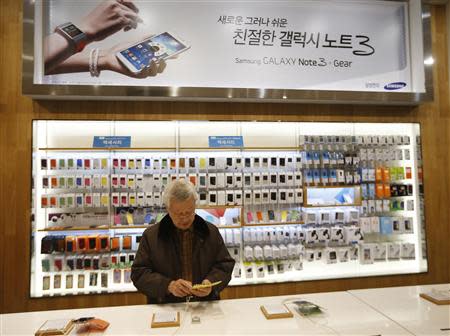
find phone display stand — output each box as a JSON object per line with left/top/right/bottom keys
{"left": 260, "top": 304, "right": 293, "bottom": 319}
{"left": 35, "top": 319, "right": 75, "bottom": 336}
{"left": 420, "top": 290, "right": 450, "bottom": 305}
{"left": 151, "top": 311, "right": 180, "bottom": 328}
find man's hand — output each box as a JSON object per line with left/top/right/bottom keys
{"left": 167, "top": 279, "right": 192, "bottom": 298}
{"left": 191, "top": 279, "right": 212, "bottom": 297}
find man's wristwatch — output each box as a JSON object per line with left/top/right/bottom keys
{"left": 54, "top": 22, "right": 88, "bottom": 53}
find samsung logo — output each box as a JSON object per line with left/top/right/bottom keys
{"left": 384, "top": 82, "right": 407, "bottom": 90}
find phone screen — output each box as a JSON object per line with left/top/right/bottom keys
{"left": 119, "top": 32, "right": 188, "bottom": 71}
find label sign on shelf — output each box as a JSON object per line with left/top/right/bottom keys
{"left": 209, "top": 136, "right": 244, "bottom": 148}
{"left": 93, "top": 136, "right": 131, "bottom": 148}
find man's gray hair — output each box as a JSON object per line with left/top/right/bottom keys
{"left": 163, "top": 179, "right": 198, "bottom": 208}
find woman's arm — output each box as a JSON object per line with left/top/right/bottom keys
{"left": 47, "top": 45, "right": 166, "bottom": 79}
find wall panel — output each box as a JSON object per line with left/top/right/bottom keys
{"left": 0, "top": 0, "right": 448, "bottom": 313}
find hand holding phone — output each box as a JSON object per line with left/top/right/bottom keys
{"left": 115, "top": 32, "right": 190, "bottom": 74}
{"left": 99, "top": 40, "right": 166, "bottom": 79}
{"left": 192, "top": 280, "right": 222, "bottom": 290}
{"left": 191, "top": 279, "right": 221, "bottom": 297}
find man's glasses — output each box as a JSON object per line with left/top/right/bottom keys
{"left": 169, "top": 210, "right": 195, "bottom": 219}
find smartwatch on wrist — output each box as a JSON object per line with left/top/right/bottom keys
{"left": 54, "top": 22, "right": 88, "bottom": 53}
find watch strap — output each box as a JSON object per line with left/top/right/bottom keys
{"left": 54, "top": 22, "right": 87, "bottom": 53}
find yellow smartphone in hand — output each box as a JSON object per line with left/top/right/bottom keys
{"left": 192, "top": 281, "right": 222, "bottom": 290}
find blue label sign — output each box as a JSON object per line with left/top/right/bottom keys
{"left": 93, "top": 136, "right": 131, "bottom": 148}
{"left": 209, "top": 136, "right": 244, "bottom": 148}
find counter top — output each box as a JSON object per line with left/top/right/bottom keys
{"left": 2, "top": 284, "right": 449, "bottom": 335}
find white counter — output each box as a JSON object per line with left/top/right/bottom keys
{"left": 349, "top": 283, "right": 450, "bottom": 336}
{"left": 2, "top": 285, "right": 448, "bottom": 335}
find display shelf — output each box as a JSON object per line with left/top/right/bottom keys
{"left": 303, "top": 184, "right": 360, "bottom": 188}
{"left": 39, "top": 147, "right": 177, "bottom": 151}
{"left": 217, "top": 225, "right": 242, "bottom": 229}
{"left": 197, "top": 205, "right": 242, "bottom": 209}
{"left": 244, "top": 221, "right": 305, "bottom": 227}
{"left": 30, "top": 120, "right": 427, "bottom": 298}
{"left": 39, "top": 146, "right": 305, "bottom": 151}
{"left": 303, "top": 203, "right": 362, "bottom": 208}
{"left": 109, "top": 225, "right": 152, "bottom": 229}
{"left": 229, "top": 259, "right": 423, "bottom": 286}
{"left": 38, "top": 226, "right": 110, "bottom": 232}
{"left": 180, "top": 147, "right": 304, "bottom": 151}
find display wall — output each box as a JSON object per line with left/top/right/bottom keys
{"left": 31, "top": 121, "right": 427, "bottom": 298}
{"left": 0, "top": 1, "right": 449, "bottom": 314}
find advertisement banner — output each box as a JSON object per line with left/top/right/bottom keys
{"left": 40, "top": 0, "right": 413, "bottom": 92}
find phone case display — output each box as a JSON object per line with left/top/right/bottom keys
{"left": 31, "top": 121, "right": 427, "bottom": 297}
{"left": 241, "top": 153, "right": 304, "bottom": 225}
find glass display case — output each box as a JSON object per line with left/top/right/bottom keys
{"left": 30, "top": 120, "right": 427, "bottom": 297}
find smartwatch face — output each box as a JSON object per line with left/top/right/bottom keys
{"left": 62, "top": 24, "right": 84, "bottom": 38}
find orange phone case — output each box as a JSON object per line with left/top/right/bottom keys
{"left": 122, "top": 236, "right": 132, "bottom": 250}
{"left": 51, "top": 177, "right": 58, "bottom": 188}
{"left": 375, "top": 168, "right": 383, "bottom": 182}
{"left": 88, "top": 318, "right": 109, "bottom": 331}
{"left": 110, "top": 237, "right": 120, "bottom": 251}
{"left": 383, "top": 184, "right": 391, "bottom": 198}
{"left": 256, "top": 211, "right": 263, "bottom": 222}
{"left": 405, "top": 167, "right": 412, "bottom": 179}
{"left": 382, "top": 167, "right": 391, "bottom": 183}
{"left": 376, "top": 184, "right": 384, "bottom": 199}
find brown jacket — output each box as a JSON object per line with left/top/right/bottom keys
{"left": 131, "top": 214, "right": 235, "bottom": 303}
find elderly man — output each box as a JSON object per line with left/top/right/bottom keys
{"left": 131, "top": 179, "right": 235, "bottom": 303}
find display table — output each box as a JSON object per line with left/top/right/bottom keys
{"left": 1, "top": 289, "right": 410, "bottom": 335}
{"left": 349, "top": 283, "right": 450, "bottom": 336}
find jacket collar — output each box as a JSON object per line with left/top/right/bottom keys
{"left": 158, "top": 213, "right": 209, "bottom": 241}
